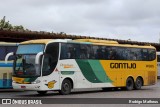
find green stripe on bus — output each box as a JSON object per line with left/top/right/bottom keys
{"left": 76, "top": 59, "right": 101, "bottom": 83}
{"left": 76, "top": 60, "right": 112, "bottom": 83}
{"left": 88, "top": 60, "right": 112, "bottom": 83}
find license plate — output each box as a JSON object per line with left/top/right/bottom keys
{"left": 21, "top": 86, "right": 26, "bottom": 89}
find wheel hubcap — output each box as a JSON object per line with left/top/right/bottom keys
{"left": 137, "top": 79, "right": 141, "bottom": 88}
{"left": 127, "top": 80, "right": 132, "bottom": 87}
{"left": 63, "top": 83, "right": 69, "bottom": 92}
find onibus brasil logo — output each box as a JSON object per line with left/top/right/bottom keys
{"left": 2, "top": 99, "right": 42, "bottom": 104}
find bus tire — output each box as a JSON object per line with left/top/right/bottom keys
{"left": 126, "top": 77, "right": 134, "bottom": 91}
{"left": 37, "top": 91, "right": 47, "bottom": 95}
{"left": 134, "top": 77, "right": 143, "bottom": 90}
{"left": 59, "top": 79, "right": 72, "bottom": 95}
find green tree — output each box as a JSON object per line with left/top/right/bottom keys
{"left": 0, "top": 16, "right": 7, "bottom": 29}
{"left": 13, "top": 25, "right": 24, "bottom": 30}
{"left": 0, "top": 16, "right": 25, "bottom": 30}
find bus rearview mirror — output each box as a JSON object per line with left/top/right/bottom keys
{"left": 5, "top": 52, "right": 14, "bottom": 64}
{"left": 35, "top": 52, "right": 43, "bottom": 65}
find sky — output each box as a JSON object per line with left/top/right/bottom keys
{"left": 0, "top": 0, "right": 160, "bottom": 43}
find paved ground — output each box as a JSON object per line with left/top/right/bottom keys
{"left": 0, "top": 79, "right": 160, "bottom": 107}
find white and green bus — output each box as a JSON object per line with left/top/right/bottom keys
{"left": 5, "top": 39, "right": 157, "bottom": 95}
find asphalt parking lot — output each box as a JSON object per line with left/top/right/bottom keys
{"left": 0, "top": 79, "right": 160, "bottom": 107}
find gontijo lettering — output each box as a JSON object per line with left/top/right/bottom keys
{"left": 110, "top": 63, "right": 136, "bottom": 69}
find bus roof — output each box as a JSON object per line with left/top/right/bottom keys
{"left": 73, "top": 39, "right": 118, "bottom": 44}
{"left": 0, "top": 42, "right": 18, "bottom": 46}
{"left": 20, "top": 39, "right": 156, "bottom": 49}
{"left": 21, "top": 39, "right": 53, "bottom": 44}
{"left": 21, "top": 39, "right": 72, "bottom": 44}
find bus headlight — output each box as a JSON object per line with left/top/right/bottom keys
{"left": 31, "top": 80, "right": 41, "bottom": 84}
{"left": 12, "top": 81, "right": 16, "bottom": 83}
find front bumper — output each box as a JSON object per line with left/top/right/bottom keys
{"left": 12, "top": 82, "right": 43, "bottom": 91}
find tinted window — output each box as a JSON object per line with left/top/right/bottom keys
{"left": 80, "top": 44, "right": 91, "bottom": 59}
{"left": 108, "top": 47, "right": 118, "bottom": 60}
{"left": 93, "top": 45, "right": 105, "bottom": 59}
{"left": 123, "top": 48, "right": 142, "bottom": 60}
{"left": 141, "top": 49, "right": 148, "bottom": 60}
{"left": 60, "top": 43, "right": 156, "bottom": 61}
{"left": 0, "top": 46, "right": 17, "bottom": 60}
{"left": 7, "top": 47, "right": 17, "bottom": 60}
{"left": 61, "top": 43, "right": 80, "bottom": 59}
{"left": 148, "top": 49, "right": 156, "bottom": 61}
{"left": 0, "top": 47, "right": 6, "bottom": 60}
{"left": 42, "top": 43, "right": 59, "bottom": 76}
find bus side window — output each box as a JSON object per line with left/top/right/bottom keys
{"left": 116, "top": 47, "right": 124, "bottom": 60}
{"left": 61, "top": 43, "right": 81, "bottom": 59}
{"left": 60, "top": 44, "right": 68, "bottom": 59}
{"left": 92, "top": 45, "right": 98, "bottom": 59}
{"left": 66, "top": 45, "right": 72, "bottom": 59}
{"left": 109, "top": 48, "right": 117, "bottom": 60}
{"left": 103, "top": 47, "right": 109, "bottom": 59}
{"left": 0, "top": 46, "right": 17, "bottom": 61}
{"left": 96, "top": 46, "right": 107, "bottom": 59}
{"left": 7, "top": 46, "right": 17, "bottom": 60}
{"left": 148, "top": 49, "right": 156, "bottom": 61}
{"left": 68, "top": 44, "right": 80, "bottom": 59}
{"left": 80, "top": 44, "right": 90, "bottom": 59}
{"left": 141, "top": 49, "right": 148, "bottom": 61}
{"left": 89, "top": 46, "right": 94, "bottom": 59}
{"left": 0, "top": 46, "right": 5, "bottom": 60}
{"left": 96, "top": 46, "right": 103, "bottom": 59}
{"left": 68, "top": 47, "right": 72, "bottom": 58}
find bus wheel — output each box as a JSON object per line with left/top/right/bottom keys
{"left": 37, "top": 91, "right": 47, "bottom": 95}
{"left": 59, "top": 79, "right": 72, "bottom": 95}
{"left": 134, "top": 77, "right": 143, "bottom": 90}
{"left": 126, "top": 77, "right": 134, "bottom": 91}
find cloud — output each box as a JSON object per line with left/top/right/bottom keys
{"left": 0, "top": 0, "right": 160, "bottom": 43}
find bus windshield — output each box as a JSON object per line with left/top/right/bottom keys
{"left": 13, "top": 44, "right": 44, "bottom": 77}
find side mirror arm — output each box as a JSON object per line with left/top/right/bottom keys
{"left": 5, "top": 52, "right": 14, "bottom": 64}
{"left": 35, "top": 52, "right": 43, "bottom": 64}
